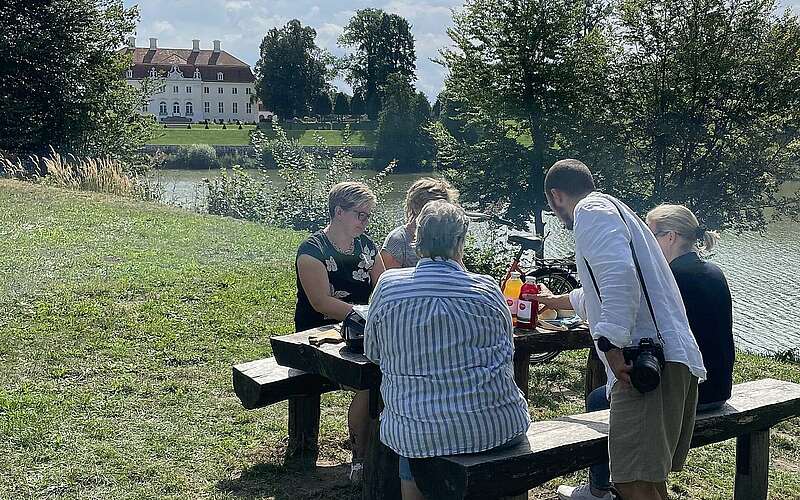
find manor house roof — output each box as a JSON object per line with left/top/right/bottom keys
{"left": 120, "top": 39, "right": 255, "bottom": 83}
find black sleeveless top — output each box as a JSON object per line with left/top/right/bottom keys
{"left": 294, "top": 231, "right": 378, "bottom": 332}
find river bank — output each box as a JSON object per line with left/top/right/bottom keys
{"left": 153, "top": 168, "right": 800, "bottom": 356}
{"left": 0, "top": 180, "right": 798, "bottom": 499}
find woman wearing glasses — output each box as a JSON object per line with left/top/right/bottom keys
{"left": 295, "top": 181, "right": 385, "bottom": 482}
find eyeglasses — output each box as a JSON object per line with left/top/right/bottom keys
{"left": 654, "top": 230, "right": 672, "bottom": 238}
{"left": 349, "top": 209, "right": 372, "bottom": 222}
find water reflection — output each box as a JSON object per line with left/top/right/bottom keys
{"left": 153, "top": 168, "right": 799, "bottom": 355}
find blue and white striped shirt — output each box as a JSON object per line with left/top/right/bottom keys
{"left": 364, "top": 258, "right": 530, "bottom": 458}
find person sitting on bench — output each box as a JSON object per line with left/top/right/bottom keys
{"left": 294, "top": 181, "right": 386, "bottom": 484}
{"left": 365, "top": 200, "right": 530, "bottom": 500}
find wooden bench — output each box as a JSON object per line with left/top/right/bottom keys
{"left": 410, "top": 378, "right": 800, "bottom": 500}
{"left": 232, "top": 357, "right": 336, "bottom": 466}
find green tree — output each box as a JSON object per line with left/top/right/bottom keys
{"left": 312, "top": 92, "right": 332, "bottom": 117}
{"left": 255, "top": 20, "right": 332, "bottom": 119}
{"left": 350, "top": 93, "right": 366, "bottom": 117}
{"left": 0, "top": 0, "right": 156, "bottom": 159}
{"left": 333, "top": 92, "right": 350, "bottom": 118}
{"left": 375, "top": 74, "right": 432, "bottom": 172}
{"left": 612, "top": 0, "right": 800, "bottom": 231}
{"left": 339, "top": 9, "right": 417, "bottom": 119}
{"left": 436, "top": 0, "right": 615, "bottom": 231}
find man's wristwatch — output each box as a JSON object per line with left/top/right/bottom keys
{"left": 596, "top": 336, "right": 619, "bottom": 353}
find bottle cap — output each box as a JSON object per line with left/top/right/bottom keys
{"left": 525, "top": 276, "right": 537, "bottom": 283}
{"left": 510, "top": 272, "right": 521, "bottom": 278}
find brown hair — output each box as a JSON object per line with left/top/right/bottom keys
{"left": 404, "top": 177, "right": 459, "bottom": 223}
{"left": 646, "top": 204, "right": 720, "bottom": 256}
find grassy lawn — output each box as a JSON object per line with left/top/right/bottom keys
{"left": 0, "top": 179, "right": 798, "bottom": 499}
{"left": 149, "top": 126, "right": 377, "bottom": 147}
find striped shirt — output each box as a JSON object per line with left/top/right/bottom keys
{"left": 364, "top": 258, "right": 530, "bottom": 458}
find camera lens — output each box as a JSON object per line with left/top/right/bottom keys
{"left": 631, "top": 352, "right": 662, "bottom": 393}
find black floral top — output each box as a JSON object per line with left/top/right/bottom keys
{"left": 294, "top": 230, "right": 378, "bottom": 332}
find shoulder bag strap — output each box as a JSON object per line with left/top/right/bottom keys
{"left": 583, "top": 199, "right": 665, "bottom": 344}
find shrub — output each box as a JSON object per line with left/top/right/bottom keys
{"left": 208, "top": 123, "right": 396, "bottom": 239}
{"left": 167, "top": 144, "right": 219, "bottom": 170}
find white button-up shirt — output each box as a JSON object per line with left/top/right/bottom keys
{"left": 568, "top": 192, "right": 707, "bottom": 395}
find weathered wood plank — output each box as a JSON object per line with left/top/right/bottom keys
{"left": 232, "top": 357, "right": 335, "bottom": 410}
{"left": 270, "top": 328, "right": 382, "bottom": 390}
{"left": 513, "top": 327, "right": 592, "bottom": 354}
{"left": 410, "top": 378, "right": 800, "bottom": 500}
{"left": 734, "top": 430, "right": 770, "bottom": 500}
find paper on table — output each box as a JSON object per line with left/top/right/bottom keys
{"left": 352, "top": 304, "right": 369, "bottom": 321}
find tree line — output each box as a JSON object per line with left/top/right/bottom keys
{"left": 432, "top": 0, "right": 800, "bottom": 233}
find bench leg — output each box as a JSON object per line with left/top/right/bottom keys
{"left": 285, "top": 394, "right": 321, "bottom": 469}
{"left": 513, "top": 346, "right": 531, "bottom": 401}
{"left": 734, "top": 429, "right": 769, "bottom": 500}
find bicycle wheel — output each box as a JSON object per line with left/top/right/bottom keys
{"left": 526, "top": 270, "right": 579, "bottom": 364}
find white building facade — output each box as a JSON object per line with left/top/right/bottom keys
{"left": 122, "top": 37, "right": 258, "bottom": 123}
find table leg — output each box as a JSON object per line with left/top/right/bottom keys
{"left": 513, "top": 346, "right": 532, "bottom": 401}
{"left": 585, "top": 345, "right": 607, "bottom": 402}
{"left": 285, "top": 394, "right": 321, "bottom": 469}
{"left": 362, "top": 390, "right": 401, "bottom": 500}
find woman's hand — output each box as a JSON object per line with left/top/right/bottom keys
{"left": 531, "top": 283, "right": 573, "bottom": 311}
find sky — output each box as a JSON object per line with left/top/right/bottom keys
{"left": 124, "top": 0, "right": 800, "bottom": 101}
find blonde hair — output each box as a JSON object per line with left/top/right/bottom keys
{"left": 404, "top": 177, "right": 459, "bottom": 223}
{"left": 328, "top": 181, "right": 376, "bottom": 219}
{"left": 646, "top": 204, "right": 720, "bottom": 256}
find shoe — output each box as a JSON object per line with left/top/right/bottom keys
{"left": 349, "top": 461, "right": 364, "bottom": 485}
{"left": 557, "top": 484, "right": 614, "bottom": 500}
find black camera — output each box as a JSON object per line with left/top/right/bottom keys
{"left": 622, "top": 338, "right": 666, "bottom": 393}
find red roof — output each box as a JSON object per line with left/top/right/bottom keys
{"left": 120, "top": 47, "right": 255, "bottom": 83}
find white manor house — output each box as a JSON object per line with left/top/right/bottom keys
{"left": 121, "top": 37, "right": 259, "bottom": 123}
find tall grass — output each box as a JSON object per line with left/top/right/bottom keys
{"left": 0, "top": 147, "right": 162, "bottom": 200}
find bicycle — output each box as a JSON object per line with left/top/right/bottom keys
{"left": 466, "top": 211, "right": 579, "bottom": 364}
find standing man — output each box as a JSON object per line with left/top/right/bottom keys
{"left": 534, "top": 159, "right": 706, "bottom": 500}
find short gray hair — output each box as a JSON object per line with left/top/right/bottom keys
{"left": 415, "top": 200, "right": 469, "bottom": 260}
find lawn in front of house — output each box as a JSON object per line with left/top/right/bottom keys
{"left": 148, "top": 125, "right": 377, "bottom": 147}
{"left": 0, "top": 179, "right": 797, "bottom": 499}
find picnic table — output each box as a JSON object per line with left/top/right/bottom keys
{"left": 262, "top": 323, "right": 594, "bottom": 499}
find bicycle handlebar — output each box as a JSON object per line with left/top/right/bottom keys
{"left": 465, "top": 211, "right": 520, "bottom": 230}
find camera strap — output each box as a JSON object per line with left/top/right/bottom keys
{"left": 583, "top": 198, "right": 665, "bottom": 345}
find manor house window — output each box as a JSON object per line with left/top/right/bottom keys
{"left": 217, "top": 72, "right": 224, "bottom": 81}
{"left": 173, "top": 102, "right": 180, "bottom": 114}
{"left": 185, "top": 102, "right": 193, "bottom": 116}
{"left": 159, "top": 102, "right": 167, "bottom": 115}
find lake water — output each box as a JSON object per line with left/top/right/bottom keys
{"left": 154, "top": 168, "right": 799, "bottom": 355}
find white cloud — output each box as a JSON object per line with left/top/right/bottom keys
{"left": 151, "top": 20, "right": 175, "bottom": 35}
{"left": 225, "top": 1, "right": 252, "bottom": 10}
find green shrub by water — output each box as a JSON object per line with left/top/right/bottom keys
{"left": 166, "top": 144, "right": 219, "bottom": 169}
